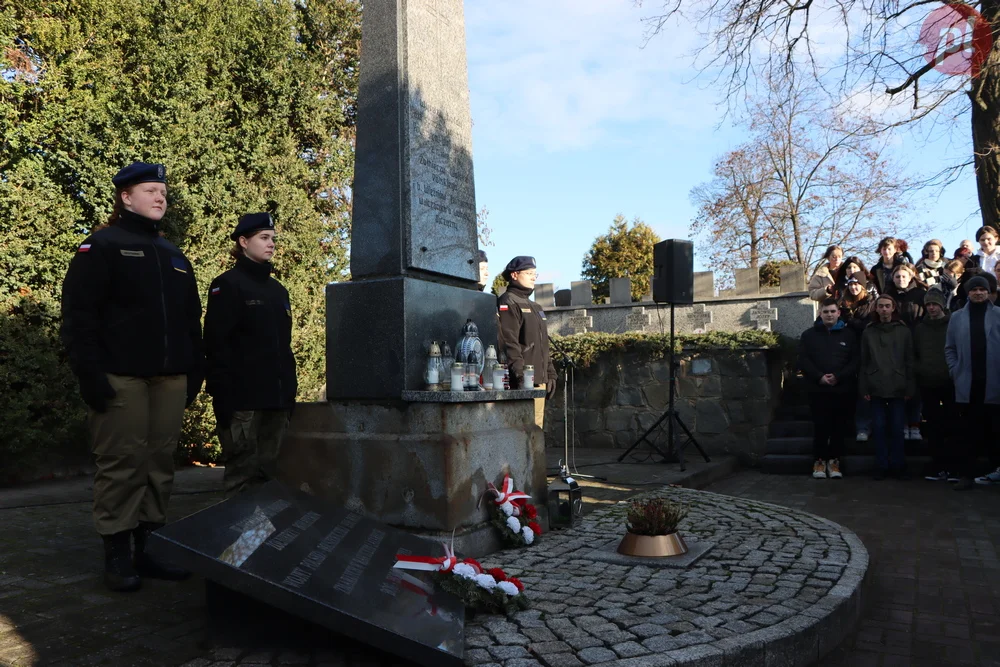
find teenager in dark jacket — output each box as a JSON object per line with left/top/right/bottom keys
{"left": 870, "top": 237, "right": 907, "bottom": 297}
{"left": 204, "top": 213, "right": 297, "bottom": 498}
{"left": 834, "top": 256, "right": 873, "bottom": 295}
{"left": 914, "top": 288, "right": 956, "bottom": 481}
{"left": 860, "top": 294, "right": 915, "bottom": 480}
{"left": 799, "top": 299, "right": 859, "bottom": 479}
{"left": 952, "top": 268, "right": 997, "bottom": 311}
{"left": 61, "top": 162, "right": 201, "bottom": 592}
{"left": 839, "top": 277, "right": 875, "bottom": 440}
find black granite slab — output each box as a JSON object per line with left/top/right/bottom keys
{"left": 401, "top": 389, "right": 545, "bottom": 402}
{"left": 149, "top": 481, "right": 464, "bottom": 667}
{"left": 326, "top": 276, "right": 498, "bottom": 399}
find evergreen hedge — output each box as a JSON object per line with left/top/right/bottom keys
{"left": 1, "top": 0, "right": 361, "bottom": 475}
{"left": 550, "top": 331, "right": 783, "bottom": 368}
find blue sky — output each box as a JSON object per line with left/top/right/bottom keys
{"left": 463, "top": 0, "right": 982, "bottom": 290}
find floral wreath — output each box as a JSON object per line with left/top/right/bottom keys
{"left": 485, "top": 474, "right": 543, "bottom": 547}
{"left": 394, "top": 542, "right": 529, "bottom": 616}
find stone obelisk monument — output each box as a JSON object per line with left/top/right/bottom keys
{"left": 326, "top": 0, "right": 497, "bottom": 399}
{"left": 280, "top": 0, "right": 546, "bottom": 556}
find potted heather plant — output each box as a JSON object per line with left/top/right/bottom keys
{"left": 617, "top": 497, "right": 689, "bottom": 557}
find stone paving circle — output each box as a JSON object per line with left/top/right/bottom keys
{"left": 463, "top": 485, "right": 869, "bottom": 667}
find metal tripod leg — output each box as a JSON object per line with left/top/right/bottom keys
{"left": 617, "top": 409, "right": 673, "bottom": 462}
{"left": 672, "top": 411, "right": 710, "bottom": 471}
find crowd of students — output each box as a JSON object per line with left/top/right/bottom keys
{"left": 799, "top": 228, "right": 1000, "bottom": 488}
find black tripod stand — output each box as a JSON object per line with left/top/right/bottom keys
{"left": 617, "top": 302, "right": 711, "bottom": 471}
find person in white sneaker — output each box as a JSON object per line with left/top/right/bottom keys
{"left": 799, "top": 298, "right": 858, "bottom": 479}
{"left": 944, "top": 276, "right": 1000, "bottom": 490}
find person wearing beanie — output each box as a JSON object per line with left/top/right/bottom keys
{"left": 204, "top": 212, "right": 297, "bottom": 498}
{"left": 61, "top": 162, "right": 202, "bottom": 592}
{"left": 859, "top": 294, "right": 915, "bottom": 480}
{"left": 838, "top": 277, "right": 875, "bottom": 440}
{"left": 914, "top": 288, "right": 956, "bottom": 481}
{"left": 973, "top": 225, "right": 1000, "bottom": 274}
{"left": 497, "top": 256, "right": 557, "bottom": 401}
{"left": 945, "top": 275, "right": 1000, "bottom": 489}
{"left": 916, "top": 239, "right": 947, "bottom": 287}
{"left": 952, "top": 267, "right": 998, "bottom": 310}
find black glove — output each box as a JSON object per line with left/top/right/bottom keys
{"left": 80, "top": 373, "right": 116, "bottom": 413}
{"left": 213, "top": 396, "right": 233, "bottom": 430}
{"left": 546, "top": 379, "right": 558, "bottom": 400}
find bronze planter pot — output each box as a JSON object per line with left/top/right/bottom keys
{"left": 617, "top": 531, "right": 688, "bottom": 557}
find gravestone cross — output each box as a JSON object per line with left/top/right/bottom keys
{"left": 687, "top": 304, "right": 713, "bottom": 333}
{"left": 626, "top": 307, "right": 652, "bottom": 332}
{"left": 749, "top": 301, "right": 779, "bottom": 331}
{"left": 569, "top": 310, "right": 593, "bottom": 335}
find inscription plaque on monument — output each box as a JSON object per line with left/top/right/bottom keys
{"left": 149, "top": 482, "right": 464, "bottom": 667}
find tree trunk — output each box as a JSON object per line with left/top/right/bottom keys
{"left": 971, "top": 5, "right": 1000, "bottom": 230}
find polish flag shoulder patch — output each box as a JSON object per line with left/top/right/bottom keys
{"left": 210, "top": 286, "right": 221, "bottom": 296}
{"left": 499, "top": 304, "right": 509, "bottom": 311}
{"left": 78, "top": 244, "right": 92, "bottom": 253}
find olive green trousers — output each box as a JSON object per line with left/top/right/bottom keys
{"left": 89, "top": 374, "right": 187, "bottom": 535}
{"left": 217, "top": 410, "right": 290, "bottom": 498}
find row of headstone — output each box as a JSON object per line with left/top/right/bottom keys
{"left": 531, "top": 265, "right": 807, "bottom": 307}
{"left": 561, "top": 300, "right": 780, "bottom": 334}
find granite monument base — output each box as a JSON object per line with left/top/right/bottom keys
{"left": 325, "top": 276, "right": 498, "bottom": 400}
{"left": 278, "top": 393, "right": 546, "bottom": 557}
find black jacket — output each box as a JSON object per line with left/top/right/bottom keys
{"left": 61, "top": 211, "right": 203, "bottom": 394}
{"left": 798, "top": 319, "right": 859, "bottom": 393}
{"left": 204, "top": 256, "right": 297, "bottom": 411}
{"left": 497, "top": 284, "right": 556, "bottom": 390}
{"left": 890, "top": 284, "right": 926, "bottom": 328}
{"left": 839, "top": 295, "right": 875, "bottom": 336}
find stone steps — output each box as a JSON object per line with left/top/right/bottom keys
{"left": 761, "top": 453, "right": 933, "bottom": 475}
{"left": 765, "top": 436, "right": 932, "bottom": 457}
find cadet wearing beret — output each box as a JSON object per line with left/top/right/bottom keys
{"left": 497, "top": 256, "right": 557, "bottom": 400}
{"left": 61, "top": 162, "right": 203, "bottom": 592}
{"left": 204, "top": 213, "right": 297, "bottom": 498}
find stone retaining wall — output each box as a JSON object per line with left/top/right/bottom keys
{"left": 545, "top": 347, "right": 784, "bottom": 465}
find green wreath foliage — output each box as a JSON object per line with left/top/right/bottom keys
{"left": 433, "top": 572, "right": 530, "bottom": 617}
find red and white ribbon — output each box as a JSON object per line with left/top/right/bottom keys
{"left": 488, "top": 474, "right": 531, "bottom": 505}
{"left": 394, "top": 542, "right": 457, "bottom": 573}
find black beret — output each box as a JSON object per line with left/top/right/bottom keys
{"left": 230, "top": 212, "right": 275, "bottom": 241}
{"left": 503, "top": 255, "right": 536, "bottom": 279}
{"left": 112, "top": 162, "right": 166, "bottom": 189}
{"left": 478, "top": 249, "right": 488, "bottom": 263}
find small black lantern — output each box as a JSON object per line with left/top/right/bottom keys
{"left": 546, "top": 463, "right": 583, "bottom": 529}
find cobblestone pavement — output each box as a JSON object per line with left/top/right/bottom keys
{"left": 0, "top": 467, "right": 865, "bottom": 667}
{"left": 463, "top": 485, "right": 865, "bottom": 666}
{"left": 706, "top": 471, "right": 1000, "bottom": 667}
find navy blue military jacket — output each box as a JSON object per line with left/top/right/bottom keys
{"left": 61, "top": 211, "right": 203, "bottom": 382}
{"left": 204, "top": 256, "right": 297, "bottom": 411}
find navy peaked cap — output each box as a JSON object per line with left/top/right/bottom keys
{"left": 503, "top": 256, "right": 536, "bottom": 279}
{"left": 231, "top": 212, "right": 275, "bottom": 241}
{"left": 113, "top": 162, "right": 166, "bottom": 189}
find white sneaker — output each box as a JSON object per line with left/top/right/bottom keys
{"left": 975, "top": 467, "right": 1000, "bottom": 485}
{"left": 812, "top": 459, "right": 827, "bottom": 479}
{"left": 856, "top": 431, "right": 869, "bottom": 442}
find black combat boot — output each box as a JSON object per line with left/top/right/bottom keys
{"left": 133, "top": 522, "right": 191, "bottom": 581}
{"left": 102, "top": 532, "right": 141, "bottom": 592}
